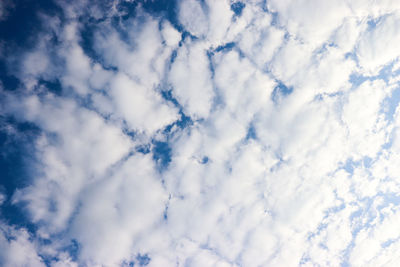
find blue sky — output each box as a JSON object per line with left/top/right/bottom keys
{"left": 1, "top": 0, "right": 400, "bottom": 266}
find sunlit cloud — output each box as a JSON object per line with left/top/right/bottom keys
{"left": 1, "top": 0, "right": 400, "bottom": 266}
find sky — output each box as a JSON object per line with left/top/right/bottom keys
{"left": 1, "top": 0, "right": 400, "bottom": 266}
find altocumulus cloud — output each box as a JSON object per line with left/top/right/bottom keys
{"left": 1, "top": 0, "right": 400, "bottom": 266}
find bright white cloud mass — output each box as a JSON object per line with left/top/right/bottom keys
{"left": 1, "top": 0, "right": 400, "bottom": 266}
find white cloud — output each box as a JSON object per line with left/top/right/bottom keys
{"left": 2, "top": 0, "right": 400, "bottom": 266}
{"left": 267, "top": 0, "right": 351, "bottom": 48}
{"left": 349, "top": 206, "right": 400, "bottom": 266}
{"left": 93, "top": 16, "right": 173, "bottom": 89}
{"left": 61, "top": 43, "right": 92, "bottom": 95}
{"left": 5, "top": 94, "right": 132, "bottom": 233}
{"left": 213, "top": 49, "right": 274, "bottom": 122}
{"left": 161, "top": 21, "right": 181, "bottom": 47}
{"left": 331, "top": 17, "right": 364, "bottom": 53}
{"left": 109, "top": 73, "right": 179, "bottom": 134}
{"left": 269, "top": 38, "right": 313, "bottom": 85}
{"left": 178, "top": 0, "right": 209, "bottom": 38}
{"left": 0, "top": 223, "right": 45, "bottom": 267}
{"left": 69, "top": 154, "right": 167, "bottom": 266}
{"left": 342, "top": 79, "right": 389, "bottom": 159}
{"left": 205, "top": 0, "right": 233, "bottom": 45}
{"left": 169, "top": 40, "right": 214, "bottom": 119}
{"left": 0, "top": 190, "right": 5, "bottom": 206}
{"left": 357, "top": 12, "right": 400, "bottom": 75}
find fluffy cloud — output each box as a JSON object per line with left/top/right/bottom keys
{"left": 357, "top": 12, "right": 400, "bottom": 75}
{"left": 169, "top": 40, "right": 214, "bottom": 119}
{"left": 267, "top": 0, "right": 351, "bottom": 48}
{"left": 69, "top": 154, "right": 167, "bottom": 266}
{"left": 0, "top": 223, "right": 45, "bottom": 267}
{"left": 1, "top": 0, "right": 400, "bottom": 266}
{"left": 178, "top": 0, "right": 209, "bottom": 38}
{"left": 108, "top": 73, "right": 179, "bottom": 134}
{"left": 3, "top": 94, "right": 132, "bottom": 234}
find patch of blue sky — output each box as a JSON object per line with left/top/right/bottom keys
{"left": 160, "top": 89, "right": 194, "bottom": 132}
{"left": 146, "top": 88, "right": 194, "bottom": 172}
{"left": 169, "top": 49, "right": 178, "bottom": 64}
{"left": 230, "top": 2, "right": 245, "bottom": 17}
{"left": 338, "top": 156, "right": 373, "bottom": 176}
{"left": 179, "top": 31, "right": 199, "bottom": 46}
{"left": 0, "top": 0, "right": 61, "bottom": 47}
{"left": 152, "top": 140, "right": 172, "bottom": 171}
{"left": 348, "top": 73, "right": 369, "bottom": 88}
{"left": 152, "top": 115, "right": 192, "bottom": 172}
{"left": 114, "top": 1, "right": 139, "bottom": 21}
{"left": 0, "top": 61, "right": 20, "bottom": 91}
{"left": 381, "top": 238, "right": 398, "bottom": 248}
{"left": 349, "top": 59, "right": 398, "bottom": 89}
{"left": 378, "top": 63, "right": 397, "bottom": 82}
{"left": 80, "top": 23, "right": 102, "bottom": 63}
{"left": 382, "top": 87, "right": 400, "bottom": 121}
{"left": 140, "top": 0, "right": 177, "bottom": 19}
{"left": 113, "top": 0, "right": 177, "bottom": 23}
{"left": 366, "top": 15, "right": 387, "bottom": 30}
{"left": 0, "top": 203, "right": 38, "bottom": 235}
{"left": 175, "top": 112, "right": 193, "bottom": 130}
{"left": 206, "top": 49, "right": 216, "bottom": 78}
{"left": 245, "top": 124, "right": 257, "bottom": 140}
{"left": 380, "top": 115, "right": 400, "bottom": 150}
{"left": 312, "top": 41, "right": 337, "bottom": 56}
{"left": 160, "top": 88, "right": 181, "bottom": 108}
{"left": 136, "top": 254, "right": 151, "bottom": 266}
{"left": 362, "top": 156, "right": 373, "bottom": 169}
{"left": 136, "top": 143, "right": 151, "bottom": 155}
{"left": 378, "top": 192, "right": 400, "bottom": 207}
{"left": 201, "top": 156, "right": 209, "bottom": 164}
{"left": 37, "top": 78, "right": 63, "bottom": 96}
{"left": 349, "top": 197, "right": 377, "bottom": 235}
{"left": 121, "top": 126, "right": 137, "bottom": 140}
{"left": 0, "top": 118, "right": 41, "bottom": 232}
{"left": 214, "top": 42, "right": 235, "bottom": 53}
{"left": 59, "top": 239, "right": 80, "bottom": 262}
{"left": 344, "top": 51, "right": 359, "bottom": 64}
{"left": 270, "top": 11, "right": 279, "bottom": 26}
{"left": 271, "top": 80, "right": 293, "bottom": 104}
{"left": 122, "top": 254, "right": 151, "bottom": 267}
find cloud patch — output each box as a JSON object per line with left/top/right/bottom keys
{"left": 1, "top": 0, "right": 400, "bottom": 266}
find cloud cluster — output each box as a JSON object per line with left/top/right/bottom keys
{"left": 0, "top": 223, "right": 46, "bottom": 267}
{"left": 1, "top": 0, "right": 400, "bottom": 266}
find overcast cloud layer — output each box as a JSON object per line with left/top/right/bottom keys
{"left": 1, "top": 0, "right": 400, "bottom": 266}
